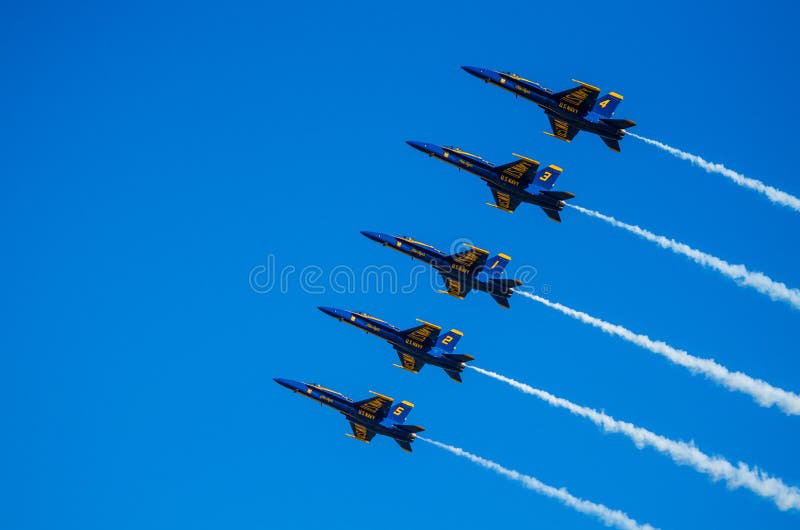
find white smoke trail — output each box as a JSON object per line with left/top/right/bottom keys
{"left": 626, "top": 131, "right": 800, "bottom": 213}
{"left": 567, "top": 203, "right": 800, "bottom": 311}
{"left": 419, "top": 436, "right": 659, "bottom": 530}
{"left": 469, "top": 365, "right": 800, "bottom": 511}
{"left": 516, "top": 291, "right": 800, "bottom": 416}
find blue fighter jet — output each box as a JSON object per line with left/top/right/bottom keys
{"left": 407, "top": 141, "right": 574, "bottom": 222}
{"left": 361, "top": 231, "right": 522, "bottom": 308}
{"left": 462, "top": 66, "right": 636, "bottom": 152}
{"left": 274, "top": 378, "right": 424, "bottom": 452}
{"left": 318, "top": 306, "right": 474, "bottom": 382}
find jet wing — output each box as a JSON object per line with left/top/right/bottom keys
{"left": 488, "top": 186, "right": 522, "bottom": 213}
{"left": 398, "top": 320, "right": 441, "bottom": 348}
{"left": 348, "top": 422, "right": 377, "bottom": 443}
{"left": 352, "top": 392, "right": 395, "bottom": 421}
{"left": 493, "top": 157, "right": 539, "bottom": 189}
{"left": 449, "top": 245, "right": 489, "bottom": 273}
{"left": 439, "top": 276, "right": 472, "bottom": 299}
{"left": 546, "top": 115, "right": 581, "bottom": 143}
{"left": 551, "top": 81, "right": 600, "bottom": 114}
{"left": 392, "top": 348, "right": 427, "bottom": 373}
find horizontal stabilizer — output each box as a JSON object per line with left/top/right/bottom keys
{"left": 540, "top": 190, "right": 575, "bottom": 201}
{"left": 488, "top": 278, "right": 524, "bottom": 308}
{"left": 491, "top": 293, "right": 511, "bottom": 308}
{"left": 600, "top": 118, "right": 637, "bottom": 129}
{"left": 442, "top": 353, "right": 475, "bottom": 363}
{"left": 444, "top": 369, "right": 463, "bottom": 383}
{"left": 394, "top": 424, "right": 425, "bottom": 434}
{"left": 395, "top": 439, "right": 414, "bottom": 453}
{"left": 600, "top": 137, "right": 621, "bottom": 152}
{"left": 542, "top": 208, "right": 562, "bottom": 223}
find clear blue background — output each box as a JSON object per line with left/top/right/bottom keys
{"left": 3, "top": 1, "right": 799, "bottom": 529}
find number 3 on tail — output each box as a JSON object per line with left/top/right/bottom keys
{"left": 539, "top": 171, "right": 552, "bottom": 182}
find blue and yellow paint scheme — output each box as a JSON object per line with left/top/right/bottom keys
{"left": 274, "top": 378, "right": 424, "bottom": 452}
{"left": 361, "top": 231, "right": 523, "bottom": 308}
{"left": 318, "top": 307, "right": 474, "bottom": 382}
{"left": 462, "top": 66, "right": 636, "bottom": 152}
{"left": 407, "top": 141, "right": 574, "bottom": 222}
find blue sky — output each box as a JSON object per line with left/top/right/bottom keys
{"left": 3, "top": 1, "right": 800, "bottom": 528}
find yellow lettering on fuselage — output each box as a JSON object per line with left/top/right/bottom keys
{"left": 500, "top": 175, "right": 519, "bottom": 186}
{"left": 404, "top": 338, "right": 424, "bottom": 349}
{"left": 451, "top": 264, "right": 469, "bottom": 274}
{"left": 358, "top": 410, "right": 376, "bottom": 420}
{"left": 558, "top": 102, "right": 579, "bottom": 114}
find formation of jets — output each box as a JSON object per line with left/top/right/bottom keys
{"left": 276, "top": 66, "right": 636, "bottom": 451}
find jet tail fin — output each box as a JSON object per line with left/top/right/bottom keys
{"left": 483, "top": 253, "right": 511, "bottom": 279}
{"left": 436, "top": 329, "right": 463, "bottom": 352}
{"left": 530, "top": 164, "right": 563, "bottom": 190}
{"left": 592, "top": 92, "right": 624, "bottom": 117}
{"left": 388, "top": 400, "right": 415, "bottom": 424}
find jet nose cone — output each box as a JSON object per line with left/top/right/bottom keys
{"left": 274, "top": 377, "right": 305, "bottom": 393}
{"left": 462, "top": 65, "right": 488, "bottom": 79}
{"left": 406, "top": 141, "right": 442, "bottom": 157}
{"left": 274, "top": 377, "right": 293, "bottom": 389}
{"left": 318, "top": 306, "right": 346, "bottom": 320}
{"left": 406, "top": 140, "right": 428, "bottom": 152}
{"left": 361, "top": 230, "right": 377, "bottom": 241}
{"left": 361, "top": 230, "right": 385, "bottom": 244}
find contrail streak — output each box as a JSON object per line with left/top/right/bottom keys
{"left": 516, "top": 291, "right": 800, "bottom": 416}
{"left": 419, "top": 436, "right": 659, "bottom": 530}
{"left": 469, "top": 365, "right": 800, "bottom": 511}
{"left": 626, "top": 131, "right": 800, "bottom": 213}
{"left": 567, "top": 203, "right": 800, "bottom": 311}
